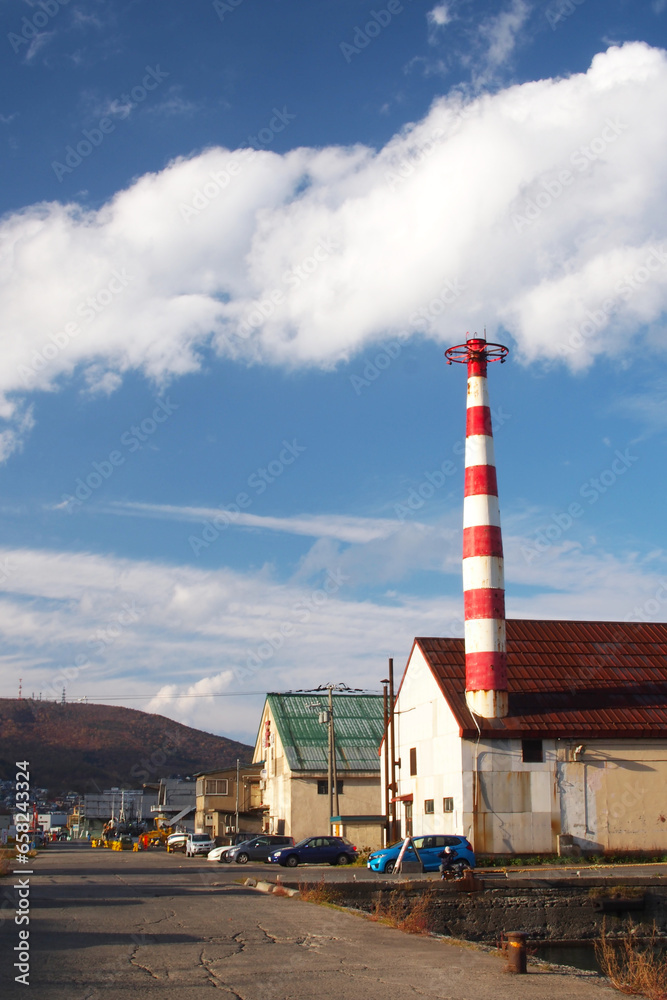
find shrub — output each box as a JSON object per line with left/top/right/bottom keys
{"left": 0, "top": 849, "right": 11, "bottom": 879}
{"left": 371, "top": 890, "right": 435, "bottom": 935}
{"left": 595, "top": 924, "right": 667, "bottom": 999}
{"left": 298, "top": 878, "right": 342, "bottom": 905}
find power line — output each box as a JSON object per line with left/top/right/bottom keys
{"left": 102, "top": 689, "right": 380, "bottom": 699}
{"left": 17, "top": 686, "right": 383, "bottom": 702}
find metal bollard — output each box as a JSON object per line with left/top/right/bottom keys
{"left": 505, "top": 931, "right": 527, "bottom": 973}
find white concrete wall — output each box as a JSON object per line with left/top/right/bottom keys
{"left": 557, "top": 739, "right": 667, "bottom": 853}
{"left": 460, "top": 737, "right": 667, "bottom": 855}
{"left": 391, "top": 644, "right": 465, "bottom": 839}
{"left": 460, "top": 738, "right": 559, "bottom": 854}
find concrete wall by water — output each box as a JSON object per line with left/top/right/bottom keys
{"left": 293, "top": 877, "right": 667, "bottom": 944}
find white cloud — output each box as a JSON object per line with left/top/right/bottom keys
{"left": 0, "top": 524, "right": 665, "bottom": 737}
{"left": 100, "top": 500, "right": 402, "bottom": 545}
{"left": 428, "top": 4, "right": 452, "bottom": 29}
{"left": 476, "top": 0, "right": 531, "bottom": 81}
{"left": 1, "top": 43, "right": 667, "bottom": 455}
{"left": 616, "top": 380, "right": 667, "bottom": 433}
{"left": 24, "top": 32, "right": 54, "bottom": 63}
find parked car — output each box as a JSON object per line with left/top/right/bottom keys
{"left": 226, "top": 835, "right": 295, "bottom": 864}
{"left": 207, "top": 844, "right": 233, "bottom": 862}
{"left": 367, "top": 835, "right": 475, "bottom": 875}
{"left": 206, "top": 832, "right": 262, "bottom": 862}
{"left": 185, "top": 833, "right": 216, "bottom": 857}
{"left": 268, "top": 836, "right": 357, "bottom": 868}
{"left": 166, "top": 832, "right": 188, "bottom": 852}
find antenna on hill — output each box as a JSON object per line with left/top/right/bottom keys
{"left": 61, "top": 686, "right": 66, "bottom": 704}
{"left": 18, "top": 677, "right": 22, "bottom": 700}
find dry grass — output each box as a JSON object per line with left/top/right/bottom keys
{"left": 0, "top": 846, "right": 37, "bottom": 875}
{"left": 596, "top": 925, "right": 667, "bottom": 999}
{"left": 0, "top": 849, "right": 12, "bottom": 878}
{"left": 370, "top": 890, "right": 435, "bottom": 935}
{"left": 298, "top": 878, "right": 342, "bottom": 905}
{"left": 589, "top": 886, "right": 646, "bottom": 899}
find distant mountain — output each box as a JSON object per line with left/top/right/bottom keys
{"left": 0, "top": 699, "right": 253, "bottom": 794}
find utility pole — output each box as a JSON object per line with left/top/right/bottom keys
{"left": 327, "top": 687, "right": 334, "bottom": 829}
{"left": 382, "top": 680, "right": 390, "bottom": 846}
{"left": 330, "top": 688, "right": 339, "bottom": 821}
{"left": 389, "top": 658, "right": 397, "bottom": 842}
{"left": 309, "top": 682, "right": 363, "bottom": 832}
{"left": 317, "top": 687, "right": 340, "bottom": 831}
{"left": 235, "top": 758, "right": 240, "bottom": 834}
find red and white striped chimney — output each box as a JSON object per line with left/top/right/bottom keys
{"left": 445, "top": 334, "right": 509, "bottom": 719}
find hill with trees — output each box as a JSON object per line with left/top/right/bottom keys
{"left": 0, "top": 698, "right": 253, "bottom": 793}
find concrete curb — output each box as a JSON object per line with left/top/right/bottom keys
{"left": 243, "top": 877, "right": 299, "bottom": 897}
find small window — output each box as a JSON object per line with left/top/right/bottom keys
{"left": 424, "top": 799, "right": 434, "bottom": 814}
{"left": 317, "top": 780, "right": 343, "bottom": 794}
{"left": 204, "top": 779, "right": 229, "bottom": 795}
{"left": 522, "top": 739, "right": 544, "bottom": 763}
{"left": 409, "top": 747, "right": 417, "bottom": 776}
{"left": 443, "top": 797, "right": 454, "bottom": 813}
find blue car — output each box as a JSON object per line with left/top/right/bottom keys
{"left": 367, "top": 835, "right": 475, "bottom": 875}
{"left": 268, "top": 835, "right": 358, "bottom": 867}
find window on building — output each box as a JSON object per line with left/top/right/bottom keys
{"left": 204, "top": 779, "right": 229, "bottom": 795}
{"left": 521, "top": 739, "right": 544, "bottom": 763}
{"left": 424, "top": 799, "right": 434, "bottom": 814}
{"left": 409, "top": 747, "right": 417, "bottom": 776}
{"left": 317, "top": 780, "right": 344, "bottom": 795}
{"left": 443, "top": 797, "right": 454, "bottom": 813}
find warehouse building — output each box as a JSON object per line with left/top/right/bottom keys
{"left": 386, "top": 620, "right": 667, "bottom": 855}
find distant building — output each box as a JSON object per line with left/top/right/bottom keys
{"left": 75, "top": 787, "right": 158, "bottom": 835}
{"left": 386, "top": 622, "right": 667, "bottom": 855}
{"left": 195, "top": 764, "right": 263, "bottom": 840}
{"left": 37, "top": 812, "right": 67, "bottom": 831}
{"left": 253, "top": 692, "right": 385, "bottom": 848}
{"left": 150, "top": 777, "right": 196, "bottom": 832}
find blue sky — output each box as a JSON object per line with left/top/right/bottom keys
{"left": 0, "top": 0, "right": 666, "bottom": 743}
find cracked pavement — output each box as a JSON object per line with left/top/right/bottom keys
{"left": 0, "top": 844, "right": 621, "bottom": 999}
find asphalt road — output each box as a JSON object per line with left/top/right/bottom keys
{"left": 0, "top": 844, "right": 626, "bottom": 999}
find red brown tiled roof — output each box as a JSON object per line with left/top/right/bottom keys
{"left": 415, "top": 620, "right": 667, "bottom": 739}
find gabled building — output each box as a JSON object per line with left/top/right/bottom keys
{"left": 387, "top": 621, "right": 667, "bottom": 856}
{"left": 253, "top": 692, "right": 385, "bottom": 847}
{"left": 195, "top": 764, "right": 263, "bottom": 841}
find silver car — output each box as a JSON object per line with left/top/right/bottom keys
{"left": 185, "top": 833, "right": 216, "bottom": 857}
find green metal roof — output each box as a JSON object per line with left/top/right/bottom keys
{"left": 266, "top": 692, "right": 384, "bottom": 773}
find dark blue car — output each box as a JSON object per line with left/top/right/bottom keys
{"left": 367, "top": 835, "right": 475, "bottom": 874}
{"left": 268, "top": 835, "right": 358, "bottom": 867}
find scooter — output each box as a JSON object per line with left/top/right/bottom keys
{"left": 438, "top": 849, "right": 469, "bottom": 880}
